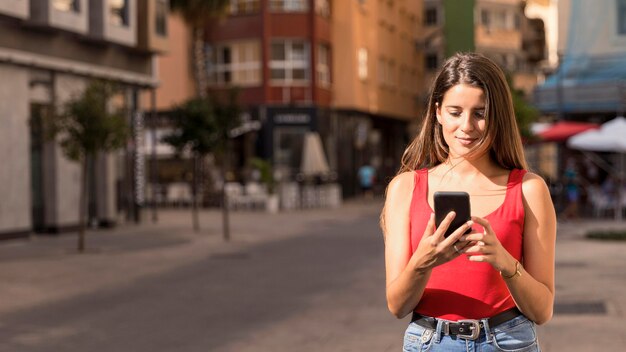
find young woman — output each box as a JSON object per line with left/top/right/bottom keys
{"left": 382, "top": 53, "right": 556, "bottom": 351}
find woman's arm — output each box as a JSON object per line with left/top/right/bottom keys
{"left": 464, "top": 172, "right": 556, "bottom": 324}
{"left": 383, "top": 172, "right": 471, "bottom": 318}
{"left": 511, "top": 172, "right": 556, "bottom": 324}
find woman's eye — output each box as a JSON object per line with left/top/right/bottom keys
{"left": 474, "top": 111, "right": 486, "bottom": 119}
{"left": 449, "top": 111, "right": 461, "bottom": 117}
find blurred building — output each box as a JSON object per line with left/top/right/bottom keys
{"left": 0, "top": 0, "right": 168, "bottom": 239}
{"left": 148, "top": 0, "right": 424, "bottom": 199}
{"left": 534, "top": 0, "right": 626, "bottom": 122}
{"left": 420, "top": 0, "right": 546, "bottom": 94}
{"left": 332, "top": 0, "right": 422, "bottom": 196}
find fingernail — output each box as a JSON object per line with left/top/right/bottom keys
{"left": 467, "top": 220, "right": 473, "bottom": 226}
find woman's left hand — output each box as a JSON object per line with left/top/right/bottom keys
{"left": 459, "top": 216, "right": 516, "bottom": 274}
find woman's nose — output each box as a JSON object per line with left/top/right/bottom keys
{"left": 460, "top": 114, "right": 474, "bottom": 132}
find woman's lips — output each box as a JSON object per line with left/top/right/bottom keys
{"left": 456, "top": 137, "right": 477, "bottom": 146}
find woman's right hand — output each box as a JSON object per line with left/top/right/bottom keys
{"left": 410, "top": 212, "right": 473, "bottom": 272}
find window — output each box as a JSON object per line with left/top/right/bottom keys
{"left": 229, "top": 0, "right": 260, "bottom": 15}
{"left": 207, "top": 41, "right": 261, "bottom": 86}
{"left": 481, "top": 9, "right": 490, "bottom": 28}
{"left": 109, "top": 0, "right": 129, "bottom": 26}
{"left": 619, "top": 0, "right": 626, "bottom": 35}
{"left": 269, "top": 40, "right": 310, "bottom": 84}
{"left": 426, "top": 53, "right": 438, "bottom": 71}
{"left": 269, "top": 0, "right": 308, "bottom": 12}
{"left": 425, "top": 7, "right": 437, "bottom": 26}
{"left": 316, "top": 44, "right": 331, "bottom": 88}
{"left": 53, "top": 0, "right": 79, "bottom": 12}
{"left": 315, "top": 0, "right": 330, "bottom": 18}
{"left": 358, "top": 48, "right": 368, "bottom": 80}
{"left": 155, "top": 0, "right": 168, "bottom": 36}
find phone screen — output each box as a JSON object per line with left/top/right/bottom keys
{"left": 434, "top": 191, "right": 472, "bottom": 238}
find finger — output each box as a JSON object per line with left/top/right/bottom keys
{"left": 441, "top": 220, "right": 474, "bottom": 247}
{"left": 471, "top": 216, "right": 494, "bottom": 235}
{"left": 467, "top": 254, "right": 487, "bottom": 262}
{"left": 423, "top": 213, "right": 436, "bottom": 237}
{"left": 433, "top": 211, "right": 456, "bottom": 241}
{"left": 461, "top": 232, "right": 485, "bottom": 243}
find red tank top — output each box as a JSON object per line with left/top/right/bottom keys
{"left": 409, "top": 168, "right": 526, "bottom": 320}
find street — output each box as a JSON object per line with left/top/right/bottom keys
{"left": 0, "top": 201, "right": 625, "bottom": 351}
{"left": 0, "top": 201, "right": 405, "bottom": 351}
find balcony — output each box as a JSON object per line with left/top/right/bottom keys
{"left": 0, "top": 0, "right": 29, "bottom": 19}
{"left": 137, "top": 0, "right": 168, "bottom": 53}
{"left": 89, "top": 0, "right": 137, "bottom": 47}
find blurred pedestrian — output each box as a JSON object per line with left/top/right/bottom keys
{"left": 358, "top": 163, "right": 376, "bottom": 199}
{"left": 560, "top": 159, "right": 581, "bottom": 220}
{"left": 380, "top": 53, "right": 556, "bottom": 351}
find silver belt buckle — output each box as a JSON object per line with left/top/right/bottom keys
{"left": 457, "top": 320, "right": 481, "bottom": 340}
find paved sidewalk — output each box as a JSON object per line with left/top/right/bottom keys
{"left": 1, "top": 201, "right": 625, "bottom": 351}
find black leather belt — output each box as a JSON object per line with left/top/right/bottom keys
{"left": 411, "top": 308, "right": 522, "bottom": 340}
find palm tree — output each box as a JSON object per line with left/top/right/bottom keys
{"left": 169, "top": 0, "right": 230, "bottom": 97}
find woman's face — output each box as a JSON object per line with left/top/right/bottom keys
{"left": 436, "top": 84, "right": 487, "bottom": 159}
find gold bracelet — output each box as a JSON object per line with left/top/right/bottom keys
{"left": 500, "top": 260, "right": 522, "bottom": 279}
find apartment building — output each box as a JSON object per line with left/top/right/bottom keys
{"left": 147, "top": 0, "right": 424, "bottom": 198}
{"left": 0, "top": 0, "right": 168, "bottom": 239}
{"left": 332, "top": 0, "right": 422, "bottom": 196}
{"left": 421, "top": 0, "right": 546, "bottom": 94}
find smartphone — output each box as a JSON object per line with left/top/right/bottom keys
{"left": 434, "top": 191, "right": 472, "bottom": 238}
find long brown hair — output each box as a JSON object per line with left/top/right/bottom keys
{"left": 399, "top": 52, "right": 527, "bottom": 173}
{"left": 381, "top": 53, "right": 527, "bottom": 234}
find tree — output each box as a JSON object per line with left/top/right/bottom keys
{"left": 162, "top": 90, "right": 241, "bottom": 235}
{"left": 162, "top": 98, "right": 216, "bottom": 232}
{"left": 49, "top": 81, "right": 128, "bottom": 252}
{"left": 507, "top": 75, "right": 540, "bottom": 140}
{"left": 170, "top": 0, "right": 230, "bottom": 97}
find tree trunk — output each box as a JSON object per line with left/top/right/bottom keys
{"left": 193, "top": 27, "right": 207, "bottom": 98}
{"left": 192, "top": 154, "right": 200, "bottom": 232}
{"left": 78, "top": 156, "right": 89, "bottom": 252}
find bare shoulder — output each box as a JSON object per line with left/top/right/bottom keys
{"left": 386, "top": 171, "right": 415, "bottom": 200}
{"left": 522, "top": 171, "right": 549, "bottom": 191}
{"left": 521, "top": 171, "right": 551, "bottom": 204}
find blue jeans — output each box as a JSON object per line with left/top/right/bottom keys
{"left": 403, "top": 314, "right": 540, "bottom": 351}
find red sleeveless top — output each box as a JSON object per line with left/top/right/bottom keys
{"left": 409, "top": 168, "right": 526, "bottom": 320}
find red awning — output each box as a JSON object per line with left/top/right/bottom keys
{"left": 537, "top": 121, "right": 600, "bottom": 142}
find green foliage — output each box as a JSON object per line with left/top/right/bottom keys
{"left": 507, "top": 76, "right": 539, "bottom": 140}
{"left": 169, "top": 0, "right": 230, "bottom": 26}
{"left": 50, "top": 80, "right": 128, "bottom": 161}
{"left": 163, "top": 90, "right": 241, "bottom": 157}
{"left": 163, "top": 97, "right": 217, "bottom": 155}
{"left": 250, "top": 158, "right": 275, "bottom": 194}
{"left": 586, "top": 230, "right": 626, "bottom": 241}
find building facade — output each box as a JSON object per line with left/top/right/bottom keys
{"left": 420, "top": 0, "right": 546, "bottom": 94}
{"left": 147, "top": 0, "right": 424, "bottom": 199}
{"left": 0, "top": 0, "right": 168, "bottom": 239}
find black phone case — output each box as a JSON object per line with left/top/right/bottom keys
{"left": 434, "top": 191, "right": 472, "bottom": 238}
